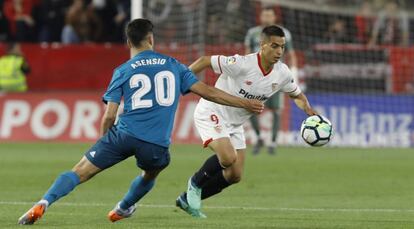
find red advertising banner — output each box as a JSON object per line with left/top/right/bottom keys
{"left": 0, "top": 92, "right": 105, "bottom": 142}
{"left": 0, "top": 92, "right": 291, "bottom": 145}
{"left": 0, "top": 92, "right": 207, "bottom": 143}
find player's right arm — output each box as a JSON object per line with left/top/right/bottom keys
{"left": 189, "top": 56, "right": 212, "bottom": 74}
{"left": 100, "top": 102, "right": 119, "bottom": 136}
{"left": 101, "top": 69, "right": 123, "bottom": 136}
{"left": 181, "top": 58, "right": 261, "bottom": 112}
{"left": 189, "top": 81, "right": 264, "bottom": 114}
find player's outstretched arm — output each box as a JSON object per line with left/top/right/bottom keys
{"left": 190, "top": 81, "right": 264, "bottom": 114}
{"left": 189, "top": 56, "right": 212, "bottom": 74}
{"left": 290, "top": 92, "right": 318, "bottom": 116}
{"left": 100, "top": 102, "right": 119, "bottom": 136}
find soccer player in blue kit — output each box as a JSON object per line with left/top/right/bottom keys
{"left": 17, "top": 19, "right": 264, "bottom": 225}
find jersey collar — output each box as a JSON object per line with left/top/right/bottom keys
{"left": 257, "top": 53, "right": 272, "bottom": 77}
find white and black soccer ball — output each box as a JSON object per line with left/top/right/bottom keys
{"left": 300, "top": 115, "right": 333, "bottom": 146}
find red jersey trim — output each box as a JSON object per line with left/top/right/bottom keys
{"left": 257, "top": 53, "right": 272, "bottom": 76}
{"left": 203, "top": 138, "right": 213, "bottom": 148}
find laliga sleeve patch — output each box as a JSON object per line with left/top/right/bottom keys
{"left": 226, "top": 57, "right": 237, "bottom": 65}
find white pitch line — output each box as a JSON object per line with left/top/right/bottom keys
{"left": 1, "top": 201, "right": 414, "bottom": 213}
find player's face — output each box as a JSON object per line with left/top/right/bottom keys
{"left": 261, "top": 36, "right": 285, "bottom": 64}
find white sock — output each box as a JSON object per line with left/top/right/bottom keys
{"left": 38, "top": 199, "right": 49, "bottom": 209}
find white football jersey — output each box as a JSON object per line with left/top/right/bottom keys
{"left": 196, "top": 53, "right": 301, "bottom": 126}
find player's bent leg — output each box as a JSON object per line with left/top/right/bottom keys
{"left": 200, "top": 149, "right": 246, "bottom": 200}
{"left": 175, "top": 193, "right": 207, "bottom": 219}
{"left": 119, "top": 170, "right": 161, "bottom": 209}
{"left": 177, "top": 149, "right": 245, "bottom": 218}
{"left": 108, "top": 157, "right": 169, "bottom": 222}
{"left": 18, "top": 156, "right": 102, "bottom": 225}
{"left": 108, "top": 169, "right": 164, "bottom": 223}
{"left": 223, "top": 149, "right": 246, "bottom": 184}
{"left": 209, "top": 137, "right": 238, "bottom": 168}
{"left": 72, "top": 156, "right": 102, "bottom": 183}
{"left": 109, "top": 139, "right": 171, "bottom": 222}
{"left": 187, "top": 138, "right": 237, "bottom": 210}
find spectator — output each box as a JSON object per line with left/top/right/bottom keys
{"left": 0, "top": 42, "right": 30, "bottom": 92}
{"left": 112, "top": 0, "right": 130, "bottom": 42}
{"left": 34, "top": 0, "right": 69, "bottom": 43}
{"left": 205, "top": 0, "right": 226, "bottom": 44}
{"left": 369, "top": 0, "right": 409, "bottom": 46}
{"left": 0, "top": 0, "right": 10, "bottom": 41}
{"left": 3, "top": 0, "right": 36, "bottom": 42}
{"left": 224, "top": 0, "right": 252, "bottom": 43}
{"left": 91, "top": 0, "right": 117, "bottom": 42}
{"left": 61, "top": 0, "right": 83, "bottom": 44}
{"left": 324, "top": 18, "right": 350, "bottom": 43}
{"left": 176, "top": 0, "right": 201, "bottom": 44}
{"left": 354, "top": 0, "right": 374, "bottom": 44}
{"left": 61, "top": 0, "right": 102, "bottom": 44}
{"left": 91, "top": 0, "right": 130, "bottom": 43}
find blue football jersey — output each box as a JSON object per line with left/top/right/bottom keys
{"left": 103, "top": 50, "right": 199, "bottom": 147}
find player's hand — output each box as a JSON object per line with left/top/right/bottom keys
{"left": 305, "top": 107, "right": 318, "bottom": 116}
{"left": 244, "top": 99, "right": 264, "bottom": 114}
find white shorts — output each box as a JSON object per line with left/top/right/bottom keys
{"left": 194, "top": 105, "right": 246, "bottom": 149}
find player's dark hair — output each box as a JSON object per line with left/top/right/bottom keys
{"left": 126, "top": 18, "right": 154, "bottom": 47}
{"left": 262, "top": 25, "right": 285, "bottom": 38}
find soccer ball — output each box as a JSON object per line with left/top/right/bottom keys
{"left": 300, "top": 115, "right": 333, "bottom": 146}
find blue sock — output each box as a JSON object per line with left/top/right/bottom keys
{"left": 42, "top": 171, "right": 80, "bottom": 206}
{"left": 120, "top": 175, "right": 155, "bottom": 210}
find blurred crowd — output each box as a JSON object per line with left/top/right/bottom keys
{"left": 325, "top": 0, "right": 410, "bottom": 46}
{"left": 0, "top": 0, "right": 412, "bottom": 47}
{"left": 145, "top": 0, "right": 412, "bottom": 49}
{"left": 0, "top": 0, "right": 130, "bottom": 43}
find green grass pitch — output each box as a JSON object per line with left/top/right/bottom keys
{"left": 1, "top": 143, "right": 414, "bottom": 228}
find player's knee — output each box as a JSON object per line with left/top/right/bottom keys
{"left": 142, "top": 169, "right": 162, "bottom": 180}
{"left": 228, "top": 175, "right": 242, "bottom": 184}
{"left": 73, "top": 172, "right": 87, "bottom": 183}
{"left": 219, "top": 153, "right": 237, "bottom": 168}
{"left": 226, "top": 171, "right": 242, "bottom": 184}
{"left": 72, "top": 167, "right": 97, "bottom": 183}
{"left": 73, "top": 170, "right": 92, "bottom": 183}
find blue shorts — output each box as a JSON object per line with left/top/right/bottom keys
{"left": 84, "top": 126, "right": 170, "bottom": 171}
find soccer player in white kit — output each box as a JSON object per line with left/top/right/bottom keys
{"left": 176, "top": 25, "right": 318, "bottom": 217}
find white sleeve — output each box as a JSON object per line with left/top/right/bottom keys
{"left": 211, "top": 55, "right": 243, "bottom": 77}
{"left": 281, "top": 67, "right": 301, "bottom": 96}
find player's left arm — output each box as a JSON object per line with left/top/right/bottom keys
{"left": 100, "top": 102, "right": 119, "bottom": 136}
{"left": 189, "top": 55, "right": 243, "bottom": 76}
{"left": 281, "top": 65, "right": 317, "bottom": 116}
{"left": 289, "top": 92, "right": 318, "bottom": 116}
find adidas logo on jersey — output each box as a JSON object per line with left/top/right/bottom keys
{"left": 238, "top": 89, "right": 268, "bottom": 101}
{"left": 89, "top": 151, "right": 96, "bottom": 158}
